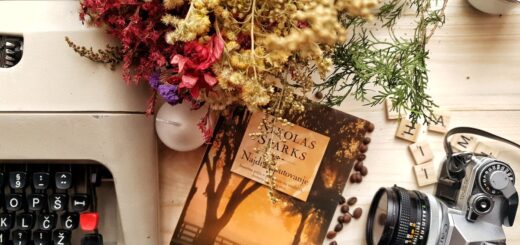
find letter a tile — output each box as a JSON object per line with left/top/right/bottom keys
{"left": 428, "top": 112, "right": 450, "bottom": 134}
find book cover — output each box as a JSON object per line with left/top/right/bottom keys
{"left": 231, "top": 112, "right": 331, "bottom": 201}
{"left": 171, "top": 102, "right": 371, "bottom": 245}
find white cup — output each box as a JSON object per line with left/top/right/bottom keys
{"left": 468, "top": 0, "right": 520, "bottom": 15}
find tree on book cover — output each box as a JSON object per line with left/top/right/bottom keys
{"left": 172, "top": 103, "right": 371, "bottom": 245}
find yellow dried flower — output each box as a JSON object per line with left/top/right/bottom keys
{"left": 336, "top": 0, "right": 380, "bottom": 19}
{"left": 163, "top": 1, "right": 213, "bottom": 43}
{"left": 163, "top": 0, "right": 184, "bottom": 10}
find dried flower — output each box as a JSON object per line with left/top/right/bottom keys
{"left": 158, "top": 83, "right": 182, "bottom": 105}
{"left": 170, "top": 35, "right": 224, "bottom": 98}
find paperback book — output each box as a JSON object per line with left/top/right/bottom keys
{"left": 171, "top": 102, "right": 371, "bottom": 245}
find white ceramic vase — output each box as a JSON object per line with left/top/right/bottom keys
{"left": 155, "top": 102, "right": 208, "bottom": 151}
{"left": 468, "top": 0, "right": 520, "bottom": 15}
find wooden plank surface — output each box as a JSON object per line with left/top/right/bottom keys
{"left": 159, "top": 1, "right": 520, "bottom": 244}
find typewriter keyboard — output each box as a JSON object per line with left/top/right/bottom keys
{"left": 0, "top": 163, "right": 111, "bottom": 245}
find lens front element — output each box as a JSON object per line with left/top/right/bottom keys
{"left": 366, "top": 186, "right": 431, "bottom": 245}
{"left": 372, "top": 192, "right": 388, "bottom": 243}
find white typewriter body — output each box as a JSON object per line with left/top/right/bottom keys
{"left": 0, "top": 1, "right": 159, "bottom": 244}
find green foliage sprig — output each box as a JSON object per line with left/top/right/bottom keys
{"left": 316, "top": 0, "right": 448, "bottom": 124}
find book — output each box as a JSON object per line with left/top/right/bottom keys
{"left": 171, "top": 102, "right": 372, "bottom": 245}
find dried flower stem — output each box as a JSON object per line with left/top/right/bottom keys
{"left": 263, "top": 85, "right": 285, "bottom": 203}
{"left": 250, "top": 0, "right": 258, "bottom": 82}
{"left": 65, "top": 37, "right": 122, "bottom": 70}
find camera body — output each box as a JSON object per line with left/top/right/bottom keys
{"left": 433, "top": 153, "right": 516, "bottom": 245}
{"left": 367, "top": 128, "right": 518, "bottom": 245}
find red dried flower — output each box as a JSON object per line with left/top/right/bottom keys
{"left": 79, "top": 0, "right": 175, "bottom": 85}
{"left": 170, "top": 35, "right": 224, "bottom": 98}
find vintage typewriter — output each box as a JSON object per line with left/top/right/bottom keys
{"left": 0, "top": 1, "right": 159, "bottom": 245}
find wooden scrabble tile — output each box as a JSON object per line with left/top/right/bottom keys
{"left": 428, "top": 112, "right": 450, "bottom": 134}
{"left": 475, "top": 142, "right": 500, "bottom": 157}
{"left": 450, "top": 134, "right": 478, "bottom": 152}
{"left": 395, "top": 118, "right": 421, "bottom": 142}
{"left": 409, "top": 141, "right": 434, "bottom": 165}
{"left": 385, "top": 99, "right": 406, "bottom": 120}
{"left": 413, "top": 162, "right": 438, "bottom": 187}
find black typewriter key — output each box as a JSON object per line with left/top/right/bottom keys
{"left": 0, "top": 173, "right": 4, "bottom": 188}
{"left": 52, "top": 229, "right": 71, "bottom": 245}
{"left": 5, "top": 194, "right": 23, "bottom": 211}
{"left": 55, "top": 172, "right": 72, "bottom": 190}
{"left": 15, "top": 213, "right": 34, "bottom": 230}
{"left": 9, "top": 172, "right": 27, "bottom": 190}
{"left": 61, "top": 213, "right": 79, "bottom": 230}
{"left": 81, "top": 233, "right": 103, "bottom": 245}
{"left": 37, "top": 213, "right": 57, "bottom": 231}
{"left": 12, "top": 230, "right": 30, "bottom": 245}
{"left": 49, "top": 194, "right": 68, "bottom": 212}
{"left": 0, "top": 213, "right": 13, "bottom": 231}
{"left": 0, "top": 230, "right": 8, "bottom": 245}
{"left": 33, "top": 230, "right": 51, "bottom": 245}
{"left": 28, "top": 194, "right": 46, "bottom": 211}
{"left": 72, "top": 194, "right": 90, "bottom": 212}
{"left": 33, "top": 173, "right": 50, "bottom": 190}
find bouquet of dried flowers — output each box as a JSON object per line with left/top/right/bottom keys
{"left": 68, "top": 0, "right": 377, "bottom": 134}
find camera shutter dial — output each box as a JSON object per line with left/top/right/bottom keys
{"left": 478, "top": 162, "right": 515, "bottom": 196}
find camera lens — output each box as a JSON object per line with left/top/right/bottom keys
{"left": 366, "top": 186, "right": 431, "bottom": 245}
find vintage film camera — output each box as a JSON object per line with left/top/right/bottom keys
{"left": 367, "top": 127, "right": 519, "bottom": 245}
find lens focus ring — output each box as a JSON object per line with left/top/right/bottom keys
{"left": 394, "top": 188, "right": 412, "bottom": 244}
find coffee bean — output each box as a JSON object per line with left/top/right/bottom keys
{"left": 350, "top": 173, "right": 358, "bottom": 183}
{"left": 334, "top": 223, "right": 343, "bottom": 232}
{"left": 354, "top": 162, "right": 364, "bottom": 171}
{"left": 342, "top": 213, "right": 352, "bottom": 224}
{"left": 350, "top": 173, "right": 361, "bottom": 183}
{"left": 329, "top": 241, "right": 338, "bottom": 245}
{"left": 347, "top": 197, "right": 358, "bottom": 206}
{"left": 337, "top": 215, "right": 344, "bottom": 223}
{"left": 357, "top": 154, "right": 366, "bottom": 161}
{"left": 359, "top": 144, "right": 368, "bottom": 153}
{"left": 355, "top": 173, "right": 363, "bottom": 183}
{"left": 327, "top": 231, "right": 337, "bottom": 239}
{"left": 363, "top": 137, "right": 371, "bottom": 145}
{"left": 338, "top": 195, "right": 346, "bottom": 205}
{"left": 340, "top": 204, "right": 349, "bottom": 213}
{"left": 353, "top": 207, "right": 363, "bottom": 219}
{"left": 360, "top": 166, "right": 368, "bottom": 176}
{"left": 314, "top": 91, "right": 324, "bottom": 100}
{"left": 366, "top": 123, "right": 375, "bottom": 132}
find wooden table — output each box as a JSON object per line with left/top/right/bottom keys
{"left": 159, "top": 1, "right": 520, "bottom": 244}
